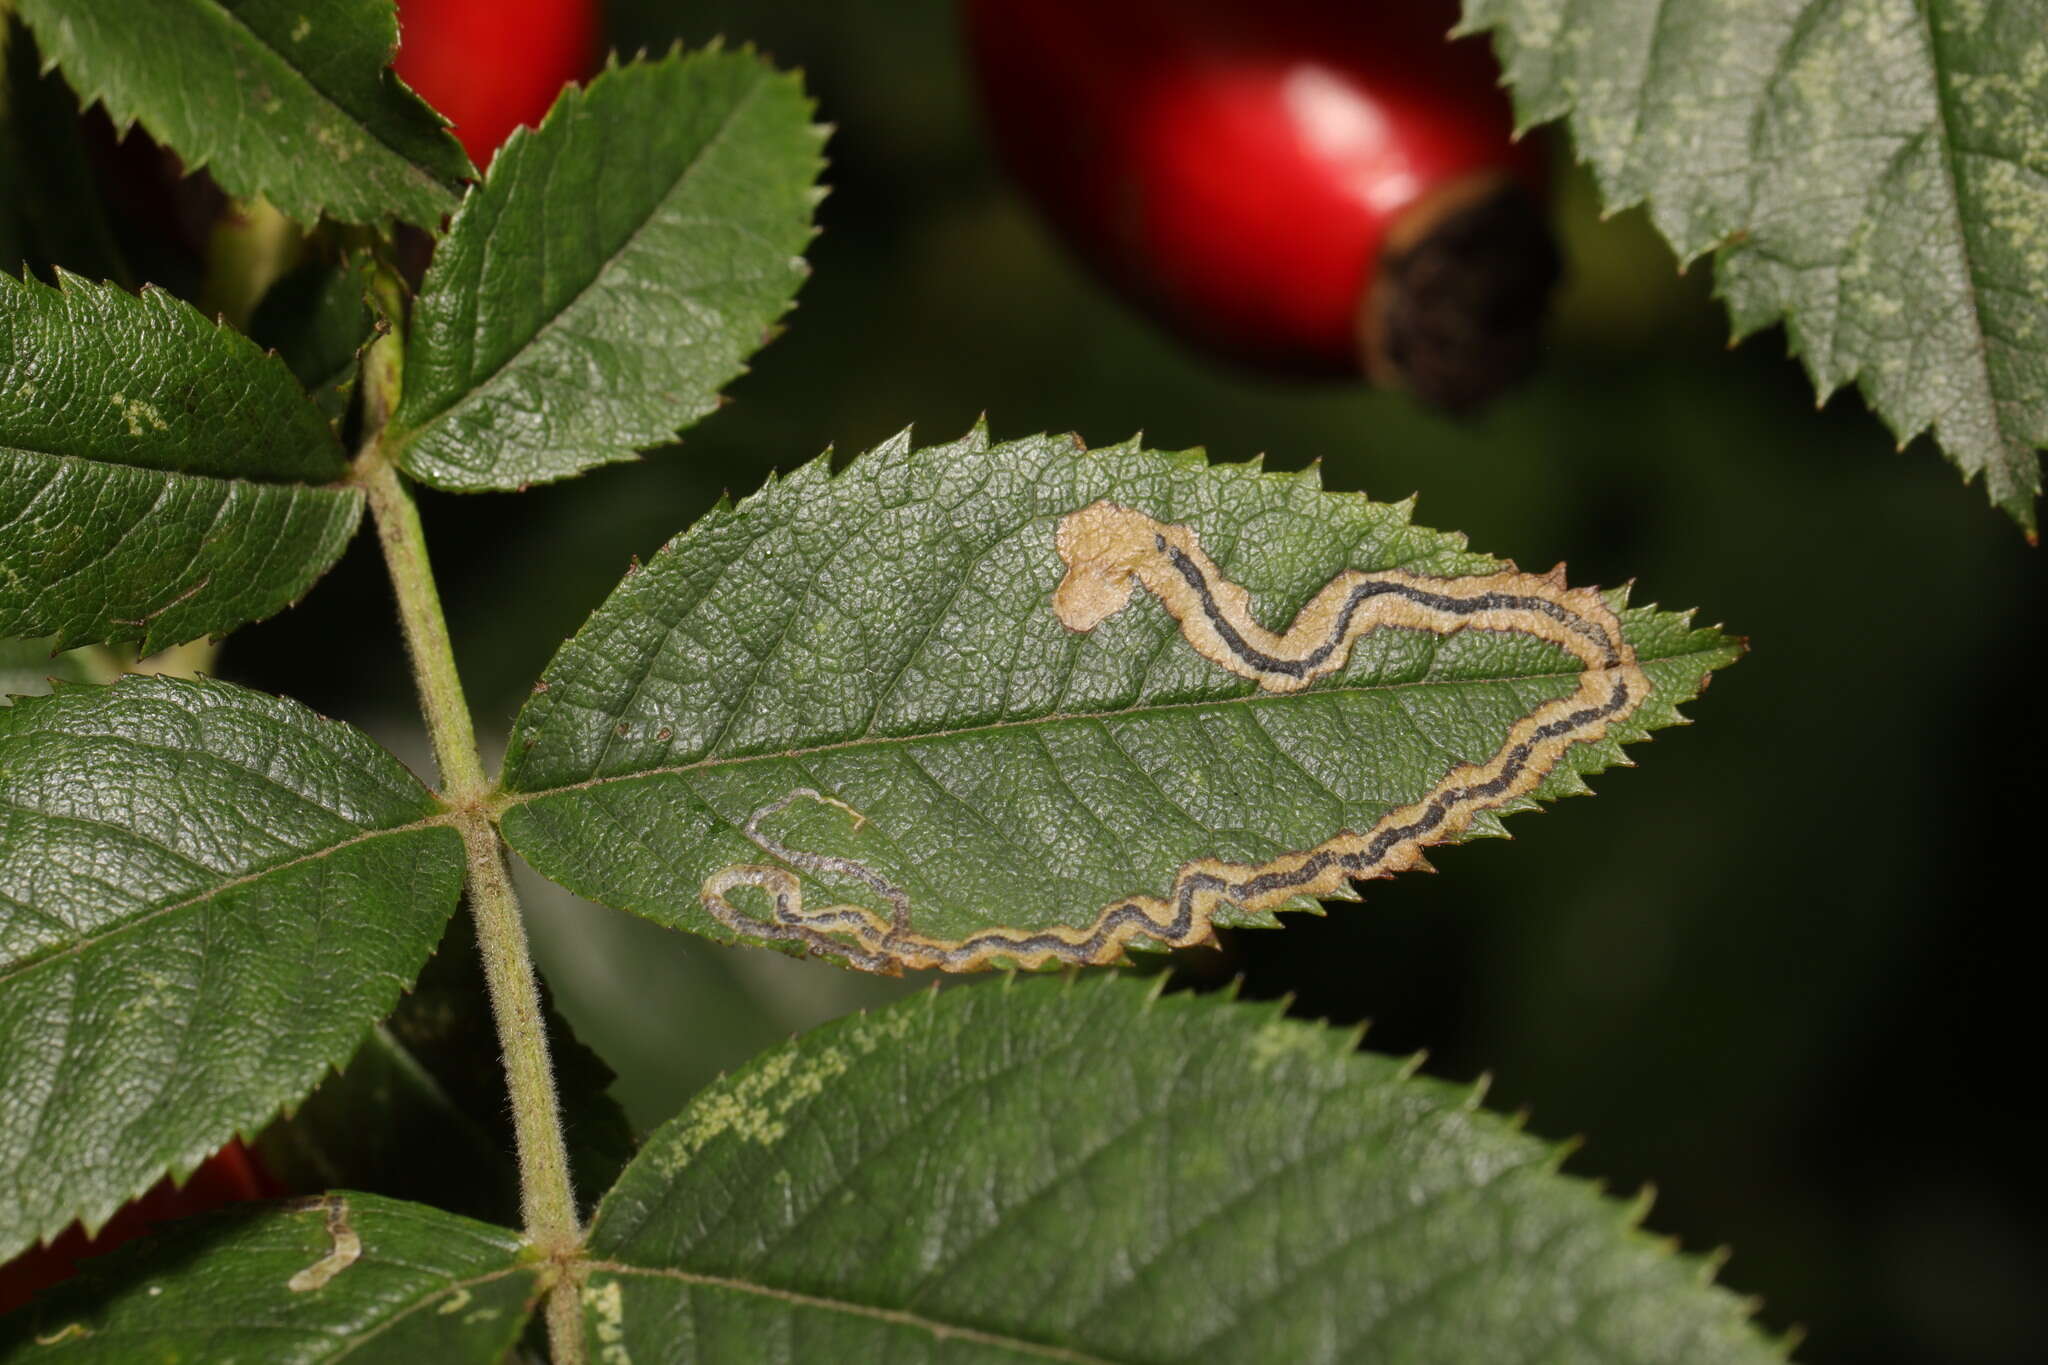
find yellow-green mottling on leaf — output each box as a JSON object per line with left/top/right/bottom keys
{"left": 570, "top": 976, "right": 1787, "bottom": 1363}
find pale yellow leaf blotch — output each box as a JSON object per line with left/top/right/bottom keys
{"left": 286, "top": 1197, "right": 361, "bottom": 1293}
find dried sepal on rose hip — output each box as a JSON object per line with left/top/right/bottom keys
{"left": 964, "top": 0, "right": 1559, "bottom": 410}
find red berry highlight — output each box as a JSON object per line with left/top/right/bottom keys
{"left": 395, "top": 0, "right": 604, "bottom": 166}
{"left": 964, "top": 0, "right": 1559, "bottom": 408}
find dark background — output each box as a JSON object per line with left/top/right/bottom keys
{"left": 210, "top": 3, "right": 2044, "bottom": 1362}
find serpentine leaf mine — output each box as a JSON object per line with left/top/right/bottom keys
{"left": 700, "top": 501, "right": 1650, "bottom": 971}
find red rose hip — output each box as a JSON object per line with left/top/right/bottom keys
{"left": 395, "top": 0, "right": 604, "bottom": 166}
{"left": 964, "top": 0, "right": 1559, "bottom": 409}
{"left": 0, "top": 1141, "right": 279, "bottom": 1315}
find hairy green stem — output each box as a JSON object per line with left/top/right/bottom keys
{"left": 457, "top": 813, "right": 581, "bottom": 1256}
{"left": 355, "top": 450, "right": 488, "bottom": 803}
{"left": 354, "top": 321, "right": 585, "bottom": 1362}
{"left": 546, "top": 1266, "right": 590, "bottom": 1362}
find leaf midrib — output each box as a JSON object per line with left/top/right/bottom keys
{"left": 391, "top": 66, "right": 774, "bottom": 454}
{"left": 1910, "top": 0, "right": 2012, "bottom": 467}
{"left": 583, "top": 1261, "right": 1122, "bottom": 1364}
{"left": 499, "top": 639, "right": 1730, "bottom": 805}
{"left": 1, "top": 436, "right": 351, "bottom": 488}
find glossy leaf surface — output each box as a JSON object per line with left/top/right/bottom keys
{"left": 0, "top": 273, "right": 359, "bottom": 652}
{"left": 578, "top": 975, "right": 1781, "bottom": 1363}
{"left": 0, "top": 677, "right": 464, "bottom": 1261}
{"left": 388, "top": 47, "right": 822, "bottom": 491}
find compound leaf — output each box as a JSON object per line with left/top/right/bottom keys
{"left": 1462, "top": 0, "right": 2048, "bottom": 530}
{"left": 13, "top": 0, "right": 471, "bottom": 230}
{"left": 0, "top": 272, "right": 359, "bottom": 652}
{"left": 498, "top": 428, "right": 1739, "bottom": 974}
{"left": 0, "top": 676, "right": 465, "bottom": 1262}
{"left": 0, "top": 1194, "right": 538, "bottom": 1363}
{"left": 387, "top": 47, "right": 823, "bottom": 491}
{"left": 577, "top": 975, "right": 1782, "bottom": 1363}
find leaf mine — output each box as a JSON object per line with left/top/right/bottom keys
{"left": 498, "top": 428, "right": 1738, "bottom": 976}
{"left": 284, "top": 1197, "right": 362, "bottom": 1294}
{"left": 700, "top": 502, "right": 1652, "bottom": 971}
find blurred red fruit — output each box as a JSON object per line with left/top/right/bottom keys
{"left": 964, "top": 0, "right": 1559, "bottom": 408}
{"left": 0, "top": 1140, "right": 279, "bottom": 1315}
{"left": 395, "top": 0, "right": 605, "bottom": 166}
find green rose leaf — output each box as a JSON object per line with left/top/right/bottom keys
{"left": 13, "top": 0, "right": 472, "bottom": 230}
{"left": 577, "top": 975, "right": 1782, "bottom": 1363}
{"left": 246, "top": 256, "right": 377, "bottom": 428}
{"left": 498, "top": 427, "right": 1739, "bottom": 973}
{"left": 1462, "top": 0, "right": 2048, "bottom": 531}
{"left": 0, "top": 1194, "right": 538, "bottom": 1363}
{"left": 0, "top": 272, "right": 360, "bottom": 652}
{"left": 258, "top": 915, "right": 637, "bottom": 1227}
{"left": 386, "top": 47, "right": 824, "bottom": 492}
{"left": 0, "top": 676, "right": 465, "bottom": 1261}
